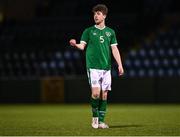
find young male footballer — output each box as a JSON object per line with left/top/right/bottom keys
{"left": 69, "top": 4, "right": 124, "bottom": 129}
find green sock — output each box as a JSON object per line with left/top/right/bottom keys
{"left": 98, "top": 99, "right": 107, "bottom": 123}
{"left": 91, "top": 97, "right": 99, "bottom": 117}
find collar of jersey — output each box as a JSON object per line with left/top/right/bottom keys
{"left": 94, "top": 25, "right": 106, "bottom": 30}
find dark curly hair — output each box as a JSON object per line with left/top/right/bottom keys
{"left": 92, "top": 4, "right": 108, "bottom": 15}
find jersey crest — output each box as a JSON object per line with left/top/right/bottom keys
{"left": 105, "top": 32, "right": 111, "bottom": 37}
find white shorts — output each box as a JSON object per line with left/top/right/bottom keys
{"left": 87, "top": 69, "right": 112, "bottom": 91}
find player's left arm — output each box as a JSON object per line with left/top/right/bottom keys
{"left": 111, "top": 45, "right": 124, "bottom": 76}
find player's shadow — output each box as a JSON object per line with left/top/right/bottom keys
{"left": 110, "top": 124, "right": 143, "bottom": 128}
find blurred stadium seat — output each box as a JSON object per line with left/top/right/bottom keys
{"left": 124, "top": 22, "right": 180, "bottom": 78}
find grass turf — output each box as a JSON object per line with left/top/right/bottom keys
{"left": 0, "top": 104, "right": 180, "bottom": 136}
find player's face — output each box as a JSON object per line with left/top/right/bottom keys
{"left": 94, "top": 11, "right": 106, "bottom": 25}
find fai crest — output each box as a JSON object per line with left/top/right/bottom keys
{"left": 105, "top": 32, "right": 111, "bottom": 37}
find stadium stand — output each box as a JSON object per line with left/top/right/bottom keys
{"left": 123, "top": 16, "right": 180, "bottom": 78}
{"left": 0, "top": 0, "right": 180, "bottom": 79}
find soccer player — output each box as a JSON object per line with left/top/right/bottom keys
{"left": 69, "top": 4, "right": 124, "bottom": 129}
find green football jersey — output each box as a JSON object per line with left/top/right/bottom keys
{"left": 81, "top": 25, "right": 118, "bottom": 70}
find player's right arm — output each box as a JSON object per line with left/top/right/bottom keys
{"left": 69, "top": 28, "right": 89, "bottom": 50}
{"left": 69, "top": 39, "right": 86, "bottom": 50}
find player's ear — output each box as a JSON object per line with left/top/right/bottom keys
{"left": 103, "top": 14, "right": 106, "bottom": 19}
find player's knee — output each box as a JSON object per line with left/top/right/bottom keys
{"left": 102, "top": 92, "right": 108, "bottom": 100}
{"left": 91, "top": 87, "right": 100, "bottom": 99}
{"left": 92, "top": 93, "right": 100, "bottom": 99}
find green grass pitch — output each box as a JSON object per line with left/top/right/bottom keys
{"left": 0, "top": 104, "right": 180, "bottom": 136}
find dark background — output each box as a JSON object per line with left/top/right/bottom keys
{"left": 0, "top": 0, "right": 180, "bottom": 103}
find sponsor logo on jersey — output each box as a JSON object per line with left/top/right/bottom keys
{"left": 93, "top": 32, "right": 97, "bottom": 35}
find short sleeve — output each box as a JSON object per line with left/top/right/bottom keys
{"left": 110, "top": 30, "right": 118, "bottom": 46}
{"left": 80, "top": 28, "right": 89, "bottom": 45}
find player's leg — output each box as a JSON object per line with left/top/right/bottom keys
{"left": 98, "top": 90, "right": 109, "bottom": 128}
{"left": 98, "top": 70, "right": 111, "bottom": 128}
{"left": 87, "top": 69, "right": 101, "bottom": 128}
{"left": 91, "top": 87, "right": 101, "bottom": 128}
{"left": 91, "top": 87, "right": 101, "bottom": 118}
{"left": 99, "top": 91, "right": 108, "bottom": 123}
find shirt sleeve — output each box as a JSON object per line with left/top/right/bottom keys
{"left": 110, "top": 30, "right": 118, "bottom": 46}
{"left": 80, "top": 28, "right": 89, "bottom": 45}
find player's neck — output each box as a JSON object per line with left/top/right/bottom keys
{"left": 95, "top": 22, "right": 105, "bottom": 30}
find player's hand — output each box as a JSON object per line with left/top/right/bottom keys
{"left": 69, "top": 39, "right": 76, "bottom": 47}
{"left": 118, "top": 65, "right": 124, "bottom": 76}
